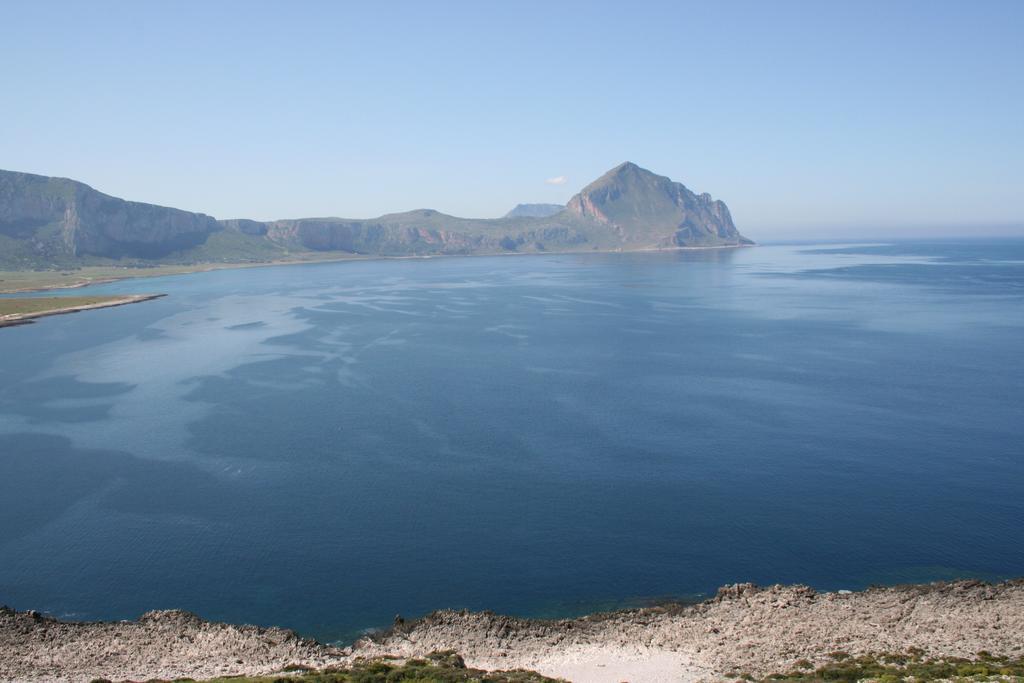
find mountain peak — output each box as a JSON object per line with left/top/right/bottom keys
{"left": 581, "top": 162, "right": 669, "bottom": 192}
{"left": 565, "top": 163, "right": 751, "bottom": 247}
{"left": 612, "top": 161, "right": 641, "bottom": 173}
{"left": 600, "top": 161, "right": 645, "bottom": 180}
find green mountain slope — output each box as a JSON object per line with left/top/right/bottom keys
{"left": 504, "top": 203, "right": 565, "bottom": 218}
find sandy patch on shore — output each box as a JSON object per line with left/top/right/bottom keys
{"left": 356, "top": 580, "right": 1024, "bottom": 681}
{"left": 469, "top": 645, "right": 707, "bottom": 682}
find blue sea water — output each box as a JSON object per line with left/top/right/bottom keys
{"left": 1, "top": 240, "right": 1023, "bottom": 643}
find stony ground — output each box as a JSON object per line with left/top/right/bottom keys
{"left": 0, "top": 608, "right": 343, "bottom": 682}
{"left": 3, "top": 579, "right": 1022, "bottom": 683}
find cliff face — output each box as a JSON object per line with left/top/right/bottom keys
{"left": 566, "top": 162, "right": 751, "bottom": 247}
{"left": 0, "top": 171, "right": 220, "bottom": 264}
{"left": 67, "top": 186, "right": 220, "bottom": 258}
{"left": 0, "top": 163, "right": 749, "bottom": 267}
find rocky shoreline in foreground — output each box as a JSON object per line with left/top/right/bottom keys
{"left": 2, "top": 579, "right": 1022, "bottom": 683}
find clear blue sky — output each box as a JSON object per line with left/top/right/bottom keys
{"left": 2, "top": 1, "right": 1021, "bottom": 238}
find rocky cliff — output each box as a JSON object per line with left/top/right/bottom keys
{"left": 0, "top": 171, "right": 220, "bottom": 266}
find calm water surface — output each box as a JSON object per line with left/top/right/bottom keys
{"left": 1, "top": 241, "right": 1022, "bottom": 642}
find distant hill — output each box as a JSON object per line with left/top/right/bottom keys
{"left": 0, "top": 163, "right": 751, "bottom": 268}
{"left": 504, "top": 203, "right": 565, "bottom": 219}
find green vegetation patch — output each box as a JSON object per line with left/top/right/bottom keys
{"left": 0, "top": 295, "right": 128, "bottom": 317}
{"left": 0, "top": 266, "right": 185, "bottom": 293}
{"left": 747, "top": 649, "right": 1024, "bottom": 682}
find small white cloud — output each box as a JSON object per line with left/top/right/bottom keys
{"left": 545, "top": 175, "right": 567, "bottom": 185}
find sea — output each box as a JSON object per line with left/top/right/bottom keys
{"left": 1, "top": 239, "right": 1022, "bottom": 643}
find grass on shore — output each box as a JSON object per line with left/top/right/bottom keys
{"left": 745, "top": 649, "right": 1024, "bottom": 682}
{"left": 0, "top": 295, "right": 130, "bottom": 317}
{"left": 89, "top": 652, "right": 563, "bottom": 683}
{"left": 0, "top": 266, "right": 202, "bottom": 293}
{"left": 0, "top": 252, "right": 362, "bottom": 294}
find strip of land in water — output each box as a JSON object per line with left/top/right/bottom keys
{"left": 2, "top": 579, "right": 1022, "bottom": 683}
{"left": 0, "top": 294, "right": 165, "bottom": 328}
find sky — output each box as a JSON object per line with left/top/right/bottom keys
{"left": 2, "top": 0, "right": 1022, "bottom": 239}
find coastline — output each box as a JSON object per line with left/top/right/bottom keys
{"left": 3, "top": 578, "right": 1021, "bottom": 683}
{"left": 0, "top": 242, "right": 754, "bottom": 295}
{"left": 0, "top": 294, "right": 165, "bottom": 328}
